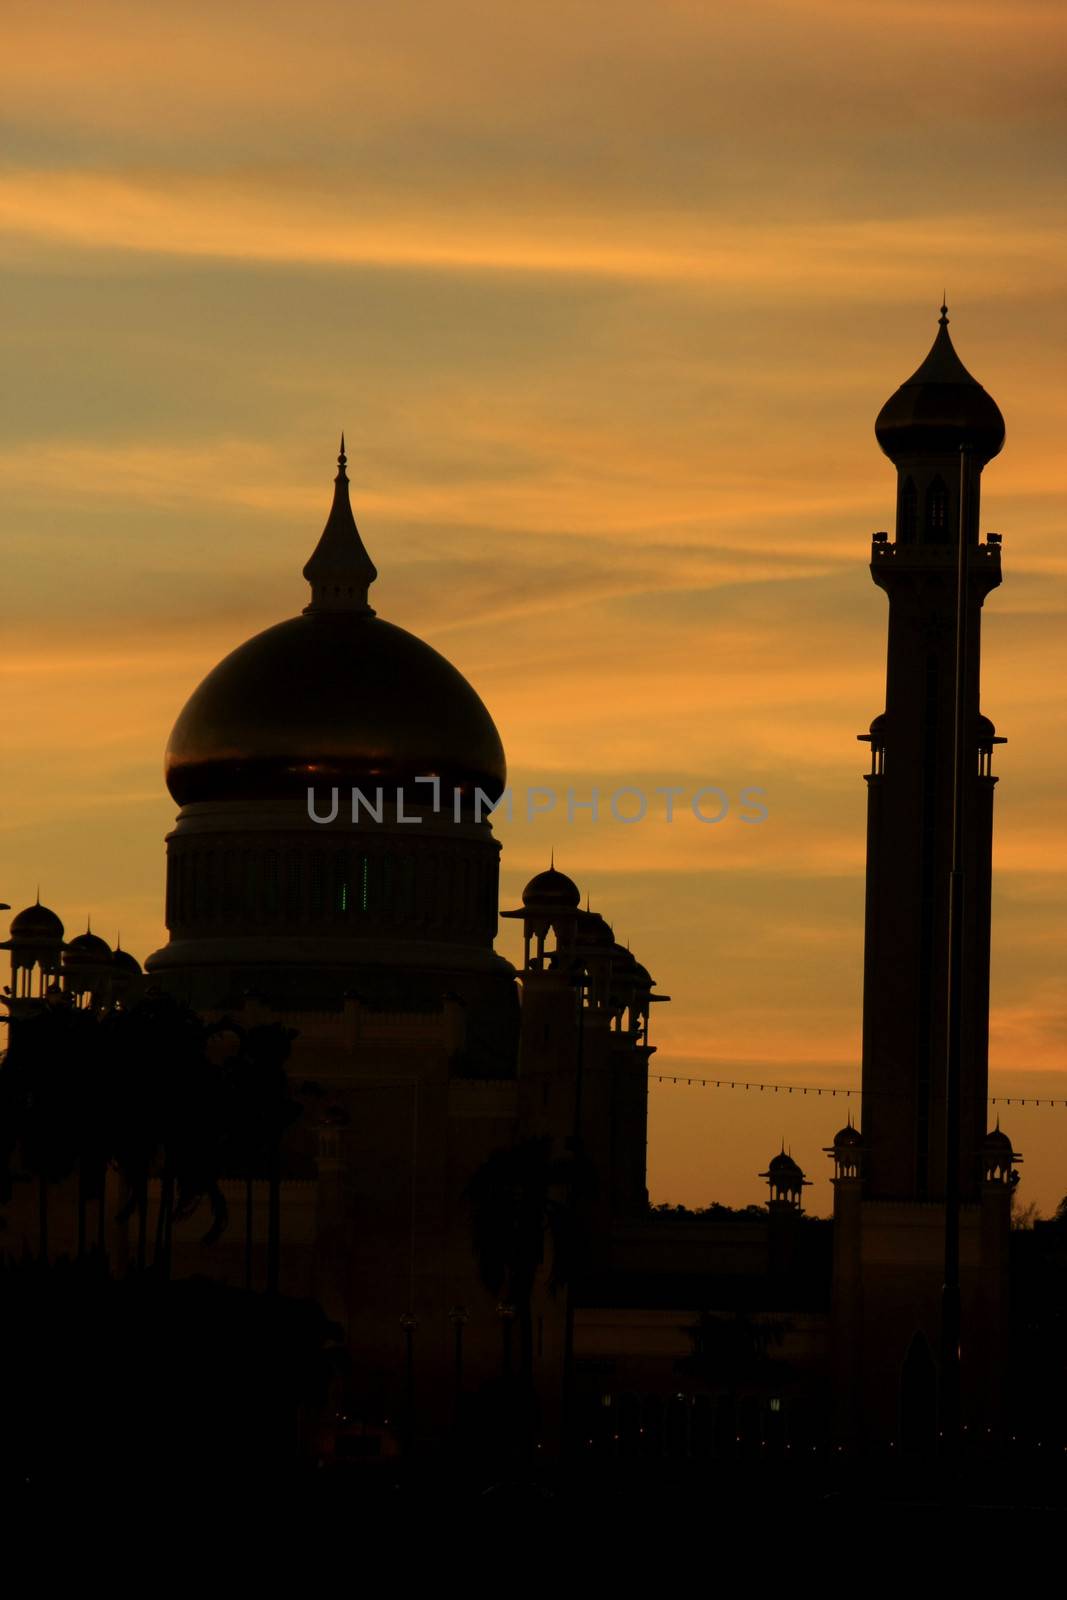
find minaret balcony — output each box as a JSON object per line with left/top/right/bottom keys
{"left": 870, "top": 531, "right": 1003, "bottom": 571}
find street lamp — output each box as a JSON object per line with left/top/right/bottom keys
{"left": 496, "top": 1301, "right": 516, "bottom": 1379}
{"left": 448, "top": 1304, "right": 469, "bottom": 1424}
{"left": 941, "top": 447, "right": 971, "bottom": 1457}
{"left": 561, "top": 965, "right": 590, "bottom": 1457}
{"left": 399, "top": 1310, "right": 418, "bottom": 1457}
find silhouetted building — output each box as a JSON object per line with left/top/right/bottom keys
{"left": 830, "top": 305, "right": 1020, "bottom": 1443}
{"left": 2, "top": 312, "right": 1032, "bottom": 1464}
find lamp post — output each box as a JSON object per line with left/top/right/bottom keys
{"left": 941, "top": 446, "right": 971, "bottom": 1459}
{"left": 399, "top": 1310, "right": 418, "bottom": 1459}
{"left": 561, "top": 967, "right": 588, "bottom": 1458}
{"left": 496, "top": 1301, "right": 516, "bottom": 1380}
{"left": 448, "top": 1303, "right": 469, "bottom": 1426}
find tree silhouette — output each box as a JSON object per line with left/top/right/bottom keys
{"left": 214, "top": 1021, "right": 301, "bottom": 1292}
{"left": 1, "top": 1003, "right": 95, "bottom": 1259}
{"left": 465, "top": 1137, "right": 588, "bottom": 1396}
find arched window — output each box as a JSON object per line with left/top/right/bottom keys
{"left": 333, "top": 850, "right": 349, "bottom": 917}
{"left": 925, "top": 476, "right": 949, "bottom": 542}
{"left": 899, "top": 477, "right": 917, "bottom": 543}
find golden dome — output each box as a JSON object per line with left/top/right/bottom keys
{"left": 164, "top": 443, "right": 506, "bottom": 806}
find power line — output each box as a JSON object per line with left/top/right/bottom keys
{"left": 649, "top": 1072, "right": 1067, "bottom": 1108}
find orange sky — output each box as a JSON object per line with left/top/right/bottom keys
{"left": 4, "top": 0, "right": 1067, "bottom": 1217}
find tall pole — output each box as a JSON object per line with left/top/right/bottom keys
{"left": 449, "top": 1304, "right": 468, "bottom": 1428}
{"left": 400, "top": 1312, "right": 417, "bottom": 1460}
{"left": 560, "top": 969, "right": 587, "bottom": 1459}
{"left": 941, "top": 446, "right": 971, "bottom": 1454}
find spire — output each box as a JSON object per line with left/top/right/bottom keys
{"left": 939, "top": 298, "right": 949, "bottom": 328}
{"left": 302, "top": 436, "right": 378, "bottom": 615}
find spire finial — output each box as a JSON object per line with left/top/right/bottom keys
{"left": 303, "top": 437, "right": 377, "bottom": 614}
{"left": 939, "top": 297, "right": 949, "bottom": 328}
{"left": 550, "top": 846, "right": 555, "bottom": 869}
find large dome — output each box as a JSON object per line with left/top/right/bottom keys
{"left": 166, "top": 611, "right": 506, "bottom": 805}
{"left": 164, "top": 443, "right": 506, "bottom": 806}
{"left": 875, "top": 305, "right": 1005, "bottom": 467}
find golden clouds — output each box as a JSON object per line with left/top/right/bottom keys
{"left": 3, "top": 169, "right": 1067, "bottom": 304}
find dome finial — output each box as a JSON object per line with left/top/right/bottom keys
{"left": 302, "top": 438, "right": 378, "bottom": 615}
{"left": 939, "top": 297, "right": 949, "bottom": 328}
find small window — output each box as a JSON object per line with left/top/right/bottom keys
{"left": 926, "top": 476, "right": 949, "bottom": 542}
{"left": 899, "top": 477, "right": 917, "bottom": 543}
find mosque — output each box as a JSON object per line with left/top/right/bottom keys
{"left": 2, "top": 309, "right": 1023, "bottom": 1456}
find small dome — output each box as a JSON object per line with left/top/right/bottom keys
{"left": 576, "top": 910, "right": 614, "bottom": 947}
{"left": 111, "top": 946, "right": 142, "bottom": 975}
{"left": 9, "top": 901, "right": 64, "bottom": 941}
{"left": 64, "top": 930, "right": 113, "bottom": 962}
{"left": 875, "top": 307, "right": 1005, "bottom": 467}
{"left": 834, "top": 1123, "right": 862, "bottom": 1147}
{"left": 983, "top": 1125, "right": 1013, "bottom": 1151}
{"left": 767, "top": 1150, "right": 804, "bottom": 1175}
{"left": 977, "top": 714, "right": 996, "bottom": 745}
{"left": 521, "top": 866, "right": 581, "bottom": 910}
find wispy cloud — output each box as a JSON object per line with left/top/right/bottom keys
{"left": 3, "top": 170, "right": 1066, "bottom": 296}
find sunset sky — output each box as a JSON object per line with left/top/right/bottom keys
{"left": 4, "top": 0, "right": 1067, "bottom": 1216}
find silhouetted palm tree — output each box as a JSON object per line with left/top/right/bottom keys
{"left": 105, "top": 991, "right": 238, "bottom": 1276}
{"left": 217, "top": 1022, "right": 300, "bottom": 1292}
{"left": 1, "top": 1003, "right": 90, "bottom": 1259}
{"left": 465, "top": 1137, "right": 586, "bottom": 1401}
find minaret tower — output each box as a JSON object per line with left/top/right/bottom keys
{"left": 860, "top": 306, "right": 1006, "bottom": 1202}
